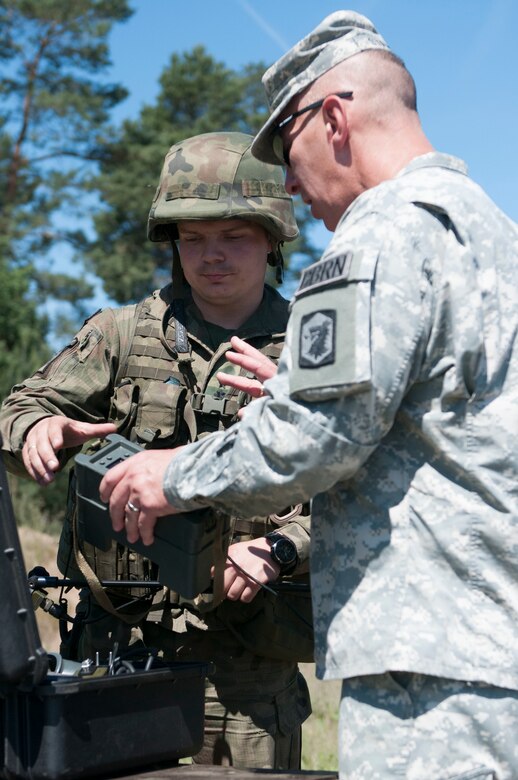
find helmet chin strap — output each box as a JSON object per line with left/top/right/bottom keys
{"left": 170, "top": 238, "right": 185, "bottom": 296}
{"left": 267, "top": 243, "right": 284, "bottom": 284}
{"left": 160, "top": 238, "right": 194, "bottom": 368}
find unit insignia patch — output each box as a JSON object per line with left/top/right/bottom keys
{"left": 299, "top": 310, "right": 336, "bottom": 368}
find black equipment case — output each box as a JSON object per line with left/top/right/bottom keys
{"left": 75, "top": 434, "right": 231, "bottom": 598}
{"left": 0, "top": 453, "right": 210, "bottom": 780}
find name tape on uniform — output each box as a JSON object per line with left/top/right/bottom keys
{"left": 295, "top": 252, "right": 352, "bottom": 298}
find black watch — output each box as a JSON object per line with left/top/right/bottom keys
{"left": 265, "top": 532, "right": 298, "bottom": 574}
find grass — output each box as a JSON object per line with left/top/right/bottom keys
{"left": 19, "top": 526, "right": 79, "bottom": 650}
{"left": 300, "top": 662, "right": 340, "bottom": 771}
{"left": 19, "top": 528, "right": 339, "bottom": 771}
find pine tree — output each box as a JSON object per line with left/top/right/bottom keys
{"left": 0, "top": 0, "right": 132, "bottom": 531}
{"left": 88, "top": 46, "right": 318, "bottom": 303}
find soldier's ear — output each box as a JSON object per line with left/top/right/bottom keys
{"left": 322, "top": 95, "right": 349, "bottom": 151}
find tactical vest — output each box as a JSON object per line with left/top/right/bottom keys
{"left": 57, "top": 286, "right": 287, "bottom": 599}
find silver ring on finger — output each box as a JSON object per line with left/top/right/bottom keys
{"left": 126, "top": 500, "right": 140, "bottom": 513}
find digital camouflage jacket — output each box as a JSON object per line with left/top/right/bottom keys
{"left": 161, "top": 153, "right": 518, "bottom": 690}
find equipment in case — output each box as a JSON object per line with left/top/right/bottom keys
{"left": 74, "top": 433, "right": 230, "bottom": 598}
{"left": 0, "top": 452, "right": 210, "bottom": 779}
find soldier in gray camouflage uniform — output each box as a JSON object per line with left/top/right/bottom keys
{"left": 0, "top": 132, "right": 312, "bottom": 769}
{"left": 98, "top": 12, "right": 518, "bottom": 780}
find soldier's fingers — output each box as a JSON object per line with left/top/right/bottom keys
{"left": 22, "top": 418, "right": 64, "bottom": 481}
{"left": 229, "top": 336, "right": 260, "bottom": 356}
{"left": 225, "top": 351, "right": 274, "bottom": 381}
{"left": 21, "top": 444, "right": 40, "bottom": 482}
{"left": 221, "top": 563, "right": 237, "bottom": 596}
{"left": 61, "top": 420, "right": 117, "bottom": 449}
{"left": 228, "top": 338, "right": 277, "bottom": 381}
{"left": 37, "top": 427, "right": 64, "bottom": 472}
{"left": 136, "top": 510, "right": 156, "bottom": 547}
{"left": 105, "top": 478, "right": 131, "bottom": 532}
{"left": 224, "top": 351, "right": 262, "bottom": 372}
{"left": 225, "top": 576, "right": 246, "bottom": 601}
{"left": 123, "top": 505, "right": 140, "bottom": 544}
{"left": 226, "top": 353, "right": 276, "bottom": 383}
{"left": 99, "top": 457, "right": 130, "bottom": 502}
{"left": 216, "top": 372, "right": 264, "bottom": 397}
{"left": 22, "top": 441, "right": 56, "bottom": 485}
{"left": 239, "top": 583, "right": 260, "bottom": 603}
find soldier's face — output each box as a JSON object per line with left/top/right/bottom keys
{"left": 178, "top": 219, "right": 271, "bottom": 311}
{"left": 279, "top": 96, "right": 346, "bottom": 232}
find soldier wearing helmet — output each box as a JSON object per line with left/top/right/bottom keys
{"left": 0, "top": 132, "right": 312, "bottom": 769}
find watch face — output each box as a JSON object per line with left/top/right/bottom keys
{"left": 271, "top": 537, "right": 297, "bottom": 565}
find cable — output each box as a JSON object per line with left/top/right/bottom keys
{"left": 226, "top": 554, "right": 278, "bottom": 596}
{"left": 226, "top": 554, "right": 313, "bottom": 631}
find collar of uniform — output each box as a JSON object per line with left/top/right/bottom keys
{"left": 238, "top": 284, "right": 289, "bottom": 339}
{"left": 394, "top": 152, "right": 469, "bottom": 180}
{"left": 330, "top": 151, "right": 470, "bottom": 236}
{"left": 183, "top": 284, "right": 289, "bottom": 346}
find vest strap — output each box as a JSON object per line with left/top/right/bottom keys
{"left": 191, "top": 392, "right": 240, "bottom": 418}
{"left": 72, "top": 509, "right": 152, "bottom": 626}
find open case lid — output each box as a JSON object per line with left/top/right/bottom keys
{"left": 0, "top": 452, "right": 48, "bottom": 691}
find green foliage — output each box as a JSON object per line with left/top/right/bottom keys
{"left": 0, "top": 0, "right": 132, "bottom": 335}
{"left": 0, "top": 256, "right": 50, "bottom": 400}
{"left": 0, "top": 0, "right": 132, "bottom": 531}
{"left": 87, "top": 46, "right": 319, "bottom": 303}
{"left": 8, "top": 471, "right": 68, "bottom": 537}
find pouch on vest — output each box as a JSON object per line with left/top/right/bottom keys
{"left": 57, "top": 470, "right": 158, "bottom": 602}
{"left": 110, "top": 379, "right": 189, "bottom": 447}
{"left": 133, "top": 382, "right": 189, "bottom": 446}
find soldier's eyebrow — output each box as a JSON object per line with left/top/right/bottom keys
{"left": 178, "top": 228, "right": 202, "bottom": 238}
{"left": 222, "top": 226, "right": 251, "bottom": 235}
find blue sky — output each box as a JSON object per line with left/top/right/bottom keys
{"left": 47, "top": 0, "right": 516, "bottom": 327}
{"left": 108, "top": 0, "right": 518, "bottom": 230}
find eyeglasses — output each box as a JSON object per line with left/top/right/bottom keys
{"left": 272, "top": 91, "right": 353, "bottom": 166}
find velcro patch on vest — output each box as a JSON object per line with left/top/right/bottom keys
{"left": 175, "top": 319, "right": 190, "bottom": 354}
{"left": 294, "top": 252, "right": 352, "bottom": 299}
{"left": 241, "top": 181, "right": 292, "bottom": 199}
{"left": 299, "top": 310, "right": 336, "bottom": 368}
{"left": 166, "top": 183, "right": 220, "bottom": 200}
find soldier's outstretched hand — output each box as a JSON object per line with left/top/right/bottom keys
{"left": 23, "top": 416, "right": 117, "bottom": 485}
{"left": 217, "top": 336, "right": 278, "bottom": 404}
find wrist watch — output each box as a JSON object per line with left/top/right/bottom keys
{"left": 265, "top": 532, "right": 298, "bottom": 574}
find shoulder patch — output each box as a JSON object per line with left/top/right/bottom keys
{"left": 299, "top": 310, "right": 336, "bottom": 368}
{"left": 295, "top": 253, "right": 352, "bottom": 298}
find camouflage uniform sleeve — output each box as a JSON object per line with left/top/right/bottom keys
{"left": 0, "top": 307, "right": 130, "bottom": 476}
{"left": 163, "top": 208, "right": 436, "bottom": 518}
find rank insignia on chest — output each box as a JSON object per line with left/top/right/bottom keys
{"left": 299, "top": 310, "right": 336, "bottom": 368}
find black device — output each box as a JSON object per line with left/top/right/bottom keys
{"left": 265, "top": 532, "right": 298, "bottom": 574}
{"left": 74, "top": 434, "right": 230, "bottom": 598}
{"left": 0, "top": 450, "right": 211, "bottom": 780}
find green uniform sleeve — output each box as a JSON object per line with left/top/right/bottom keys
{"left": 0, "top": 307, "right": 131, "bottom": 475}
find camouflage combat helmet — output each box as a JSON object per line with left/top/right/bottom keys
{"left": 148, "top": 131, "right": 298, "bottom": 248}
